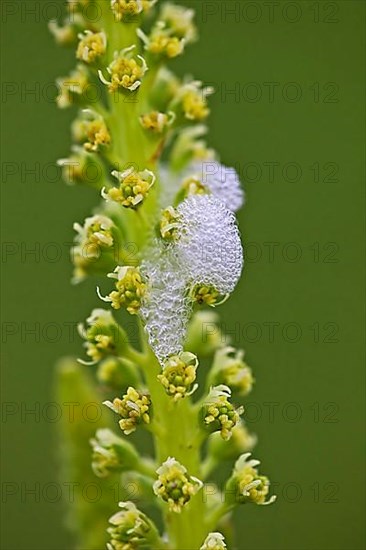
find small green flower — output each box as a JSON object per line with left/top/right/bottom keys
{"left": 181, "top": 174, "right": 206, "bottom": 197}
{"left": 49, "top": 18, "right": 79, "bottom": 46}
{"left": 189, "top": 283, "right": 223, "bottom": 306}
{"left": 209, "top": 347, "right": 254, "bottom": 396}
{"left": 76, "top": 30, "right": 107, "bottom": 64}
{"left": 158, "top": 352, "right": 198, "bottom": 401}
{"left": 73, "top": 214, "right": 114, "bottom": 251}
{"left": 179, "top": 81, "right": 214, "bottom": 121}
{"left": 138, "top": 3, "right": 196, "bottom": 59}
{"left": 107, "top": 501, "right": 161, "bottom": 549}
{"left": 103, "top": 168, "right": 156, "bottom": 208}
{"left": 104, "top": 387, "right": 151, "bottom": 435}
{"left": 72, "top": 110, "right": 111, "bottom": 152}
{"left": 71, "top": 214, "right": 116, "bottom": 281}
{"left": 99, "top": 45, "right": 148, "bottom": 92}
{"left": 97, "top": 357, "right": 140, "bottom": 390}
{"left": 159, "top": 206, "right": 181, "bottom": 240}
{"left": 56, "top": 64, "right": 89, "bottom": 108}
{"left": 57, "top": 147, "right": 105, "bottom": 188}
{"left": 140, "top": 110, "right": 175, "bottom": 134}
{"left": 226, "top": 453, "right": 276, "bottom": 506}
{"left": 153, "top": 457, "right": 203, "bottom": 513}
{"left": 203, "top": 385, "right": 244, "bottom": 441}
{"left": 78, "top": 308, "right": 128, "bottom": 364}
{"left": 111, "top": 0, "right": 156, "bottom": 21}
{"left": 200, "top": 532, "right": 227, "bottom": 550}
{"left": 90, "top": 428, "right": 139, "bottom": 478}
{"left": 98, "top": 266, "right": 147, "bottom": 314}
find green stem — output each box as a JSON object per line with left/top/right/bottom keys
{"left": 140, "top": 346, "right": 209, "bottom": 549}
{"left": 98, "top": 14, "right": 212, "bottom": 548}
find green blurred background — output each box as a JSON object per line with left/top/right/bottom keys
{"left": 1, "top": 1, "right": 365, "bottom": 549}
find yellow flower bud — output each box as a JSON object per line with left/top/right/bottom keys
{"left": 104, "top": 387, "right": 151, "bottom": 435}
{"left": 103, "top": 168, "right": 156, "bottom": 208}
{"left": 180, "top": 82, "right": 214, "bottom": 121}
{"left": 90, "top": 428, "right": 139, "bottom": 478}
{"left": 49, "top": 19, "right": 78, "bottom": 45}
{"left": 56, "top": 65, "right": 89, "bottom": 109}
{"left": 200, "top": 532, "right": 227, "bottom": 550}
{"left": 140, "top": 110, "right": 174, "bottom": 133}
{"left": 158, "top": 352, "right": 198, "bottom": 400}
{"left": 209, "top": 347, "right": 255, "bottom": 396}
{"left": 98, "top": 266, "right": 147, "bottom": 315}
{"left": 203, "top": 385, "right": 243, "bottom": 440}
{"left": 99, "top": 45, "right": 148, "bottom": 92}
{"left": 153, "top": 457, "right": 203, "bottom": 513}
{"left": 226, "top": 453, "right": 276, "bottom": 506}
{"left": 76, "top": 30, "right": 107, "bottom": 64}
{"left": 160, "top": 206, "right": 180, "bottom": 240}
{"left": 72, "top": 111, "right": 111, "bottom": 152}
{"left": 107, "top": 501, "right": 161, "bottom": 549}
{"left": 111, "top": 0, "right": 156, "bottom": 21}
{"left": 189, "top": 283, "right": 223, "bottom": 307}
{"left": 78, "top": 308, "right": 128, "bottom": 364}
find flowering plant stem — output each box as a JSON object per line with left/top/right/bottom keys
{"left": 51, "top": 1, "right": 276, "bottom": 548}
{"left": 140, "top": 347, "right": 207, "bottom": 548}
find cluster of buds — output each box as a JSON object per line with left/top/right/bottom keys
{"left": 78, "top": 308, "right": 128, "bottom": 364}
{"left": 111, "top": 0, "right": 157, "bottom": 21}
{"left": 73, "top": 215, "right": 114, "bottom": 251}
{"left": 226, "top": 454, "right": 276, "bottom": 506}
{"left": 56, "top": 65, "right": 89, "bottom": 109}
{"left": 57, "top": 147, "right": 105, "bottom": 188}
{"left": 99, "top": 45, "right": 148, "bottom": 92}
{"left": 179, "top": 81, "right": 214, "bottom": 121}
{"left": 153, "top": 457, "right": 203, "bottom": 513}
{"left": 203, "top": 385, "right": 244, "bottom": 440}
{"left": 189, "top": 283, "right": 223, "bottom": 307}
{"left": 90, "top": 428, "right": 139, "bottom": 477}
{"left": 103, "top": 168, "right": 156, "bottom": 208}
{"left": 97, "top": 357, "right": 140, "bottom": 390}
{"left": 72, "top": 110, "right": 111, "bottom": 152}
{"left": 208, "top": 347, "right": 254, "bottom": 396}
{"left": 140, "top": 110, "right": 175, "bottom": 134}
{"left": 104, "top": 387, "right": 151, "bottom": 435}
{"left": 138, "top": 3, "right": 196, "bottom": 58}
{"left": 157, "top": 352, "right": 198, "bottom": 400}
{"left": 107, "top": 501, "right": 161, "bottom": 549}
{"left": 76, "top": 30, "right": 107, "bottom": 64}
{"left": 72, "top": 215, "right": 116, "bottom": 281}
{"left": 98, "top": 266, "right": 146, "bottom": 314}
{"left": 200, "top": 532, "right": 227, "bottom": 550}
{"left": 49, "top": 16, "right": 81, "bottom": 46}
{"left": 159, "top": 205, "right": 181, "bottom": 240}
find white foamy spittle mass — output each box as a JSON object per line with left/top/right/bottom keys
{"left": 176, "top": 195, "right": 243, "bottom": 294}
{"left": 187, "top": 160, "right": 244, "bottom": 212}
{"left": 140, "top": 197, "right": 243, "bottom": 363}
{"left": 159, "top": 160, "right": 244, "bottom": 212}
{"left": 140, "top": 241, "right": 191, "bottom": 363}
